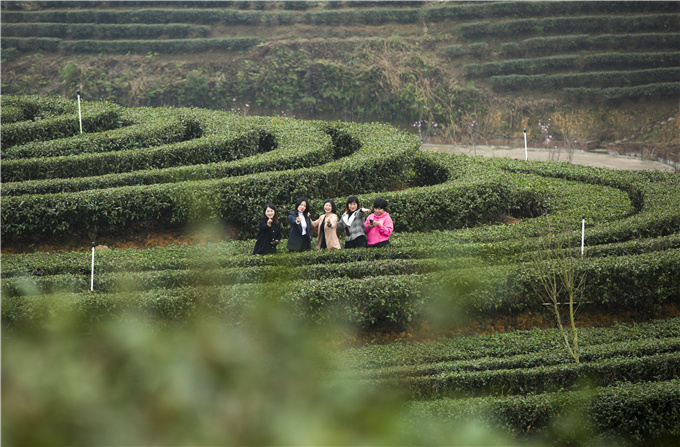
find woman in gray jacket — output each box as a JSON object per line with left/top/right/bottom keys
{"left": 337, "top": 195, "right": 371, "bottom": 249}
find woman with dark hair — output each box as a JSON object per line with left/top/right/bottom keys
{"left": 287, "top": 197, "right": 312, "bottom": 252}
{"left": 253, "top": 203, "right": 282, "bottom": 255}
{"left": 311, "top": 199, "right": 341, "bottom": 250}
{"left": 365, "top": 197, "right": 393, "bottom": 248}
{"left": 337, "top": 195, "right": 371, "bottom": 249}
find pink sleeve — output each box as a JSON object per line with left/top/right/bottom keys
{"left": 379, "top": 214, "right": 393, "bottom": 236}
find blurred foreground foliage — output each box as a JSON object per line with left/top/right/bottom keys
{"left": 2, "top": 295, "right": 517, "bottom": 446}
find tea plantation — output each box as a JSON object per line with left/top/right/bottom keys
{"left": 2, "top": 96, "right": 679, "bottom": 445}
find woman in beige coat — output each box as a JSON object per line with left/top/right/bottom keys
{"left": 311, "top": 199, "right": 341, "bottom": 250}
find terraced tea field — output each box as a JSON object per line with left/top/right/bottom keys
{"left": 2, "top": 95, "right": 679, "bottom": 445}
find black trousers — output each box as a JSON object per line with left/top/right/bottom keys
{"left": 293, "top": 237, "right": 311, "bottom": 251}
{"left": 344, "top": 235, "right": 367, "bottom": 249}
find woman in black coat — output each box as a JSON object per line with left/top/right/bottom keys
{"left": 253, "top": 203, "right": 282, "bottom": 255}
{"left": 286, "top": 197, "right": 312, "bottom": 252}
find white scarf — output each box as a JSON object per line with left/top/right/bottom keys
{"left": 298, "top": 212, "right": 307, "bottom": 235}
{"left": 343, "top": 210, "right": 358, "bottom": 227}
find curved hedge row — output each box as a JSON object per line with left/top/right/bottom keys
{"left": 1, "top": 108, "right": 207, "bottom": 161}
{"left": 2, "top": 2, "right": 674, "bottom": 26}
{"left": 2, "top": 23, "right": 211, "bottom": 39}
{"left": 1, "top": 36, "right": 264, "bottom": 55}
{"left": 2, "top": 96, "right": 679, "bottom": 332}
{"left": 4, "top": 246, "right": 678, "bottom": 328}
{"left": 0, "top": 36, "right": 60, "bottom": 52}
{"left": 60, "top": 37, "right": 263, "bottom": 54}
{"left": 564, "top": 82, "right": 680, "bottom": 101}
{"left": 341, "top": 318, "right": 680, "bottom": 369}
{"left": 348, "top": 337, "right": 680, "bottom": 381}
{"left": 494, "top": 157, "right": 680, "bottom": 244}
{"left": 464, "top": 52, "right": 680, "bottom": 77}
{"left": 0, "top": 94, "right": 77, "bottom": 123}
{"left": 409, "top": 378, "right": 680, "bottom": 443}
{"left": 459, "top": 14, "right": 680, "bottom": 39}
{"left": 511, "top": 33, "right": 680, "bottom": 56}
{"left": 0, "top": 136, "right": 335, "bottom": 196}
{"left": 0, "top": 100, "right": 123, "bottom": 148}
{"left": 490, "top": 68, "right": 680, "bottom": 92}
{"left": 6, "top": 230, "right": 679, "bottom": 281}
{"left": 0, "top": 103, "right": 419, "bottom": 242}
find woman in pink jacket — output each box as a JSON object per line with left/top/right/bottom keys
{"left": 365, "top": 198, "right": 393, "bottom": 248}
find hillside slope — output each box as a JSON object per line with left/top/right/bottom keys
{"left": 2, "top": 1, "right": 679, "bottom": 148}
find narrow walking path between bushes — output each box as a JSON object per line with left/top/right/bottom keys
{"left": 423, "top": 144, "right": 676, "bottom": 172}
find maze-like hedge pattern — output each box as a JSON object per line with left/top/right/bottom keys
{"left": 2, "top": 97, "right": 679, "bottom": 443}
{"left": 3, "top": 95, "right": 679, "bottom": 323}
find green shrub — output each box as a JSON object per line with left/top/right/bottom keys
{"left": 490, "top": 68, "right": 680, "bottom": 92}
{"left": 59, "top": 38, "right": 263, "bottom": 54}
{"left": 2, "top": 108, "right": 199, "bottom": 160}
{"left": 459, "top": 14, "right": 680, "bottom": 39}
{"left": 1, "top": 94, "right": 77, "bottom": 122}
{"left": 520, "top": 33, "right": 680, "bottom": 55}
{"left": 2, "top": 23, "right": 211, "bottom": 39}
{"left": 564, "top": 82, "right": 680, "bottom": 101}
{"left": 0, "top": 100, "right": 123, "bottom": 148}
{"left": 465, "top": 52, "right": 680, "bottom": 77}
{"left": 0, "top": 114, "right": 419, "bottom": 242}
{"left": 409, "top": 379, "right": 680, "bottom": 443}
{"left": 0, "top": 37, "right": 60, "bottom": 52}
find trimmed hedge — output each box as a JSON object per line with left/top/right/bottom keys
{"left": 0, "top": 258, "right": 449, "bottom": 297}
{"left": 458, "top": 14, "right": 680, "bottom": 39}
{"left": 490, "top": 68, "right": 680, "bottom": 92}
{"left": 409, "top": 379, "right": 680, "bottom": 443}
{"left": 2, "top": 2, "right": 675, "bottom": 26}
{"left": 516, "top": 33, "right": 680, "bottom": 56}
{"left": 6, "top": 229, "right": 678, "bottom": 281}
{"left": 1, "top": 108, "right": 203, "bottom": 160}
{"left": 1, "top": 110, "right": 338, "bottom": 195}
{"left": 0, "top": 37, "right": 60, "bottom": 52}
{"left": 60, "top": 38, "right": 263, "bottom": 54}
{"left": 4, "top": 248, "right": 678, "bottom": 327}
{"left": 0, "top": 114, "right": 419, "bottom": 242}
{"left": 464, "top": 52, "right": 680, "bottom": 77}
{"left": 2, "top": 23, "right": 211, "bottom": 39}
{"left": 0, "top": 100, "right": 123, "bottom": 148}
{"left": 348, "top": 337, "right": 680, "bottom": 382}
{"left": 381, "top": 352, "right": 680, "bottom": 399}
{"left": 1, "top": 126, "right": 278, "bottom": 182}
{"left": 1, "top": 273, "right": 429, "bottom": 330}
{"left": 341, "top": 318, "right": 680, "bottom": 369}
{"left": 564, "top": 82, "right": 680, "bottom": 101}
{"left": 494, "top": 157, "right": 680, "bottom": 244}
{"left": 0, "top": 94, "right": 76, "bottom": 122}
{"left": 0, "top": 236, "right": 487, "bottom": 278}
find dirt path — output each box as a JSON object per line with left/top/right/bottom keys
{"left": 423, "top": 144, "right": 676, "bottom": 172}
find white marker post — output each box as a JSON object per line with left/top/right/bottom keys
{"left": 523, "top": 128, "right": 528, "bottom": 161}
{"left": 91, "top": 242, "right": 96, "bottom": 291}
{"left": 581, "top": 214, "right": 585, "bottom": 256}
{"left": 77, "top": 89, "right": 83, "bottom": 134}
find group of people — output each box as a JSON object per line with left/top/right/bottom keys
{"left": 252, "top": 196, "right": 393, "bottom": 255}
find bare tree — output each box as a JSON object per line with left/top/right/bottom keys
{"left": 530, "top": 217, "right": 586, "bottom": 363}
